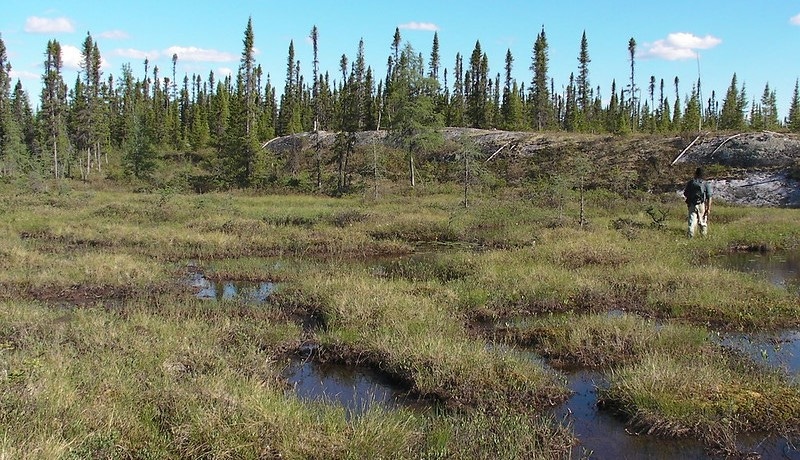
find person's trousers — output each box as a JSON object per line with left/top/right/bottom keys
{"left": 687, "top": 203, "right": 707, "bottom": 237}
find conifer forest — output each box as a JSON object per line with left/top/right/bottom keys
{"left": 1, "top": 18, "right": 799, "bottom": 191}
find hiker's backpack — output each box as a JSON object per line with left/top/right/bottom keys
{"left": 685, "top": 178, "right": 705, "bottom": 205}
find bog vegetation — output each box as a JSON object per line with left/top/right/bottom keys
{"left": 1, "top": 15, "right": 800, "bottom": 460}
{"left": 1, "top": 181, "right": 799, "bottom": 458}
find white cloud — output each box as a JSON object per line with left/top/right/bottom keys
{"left": 24, "top": 16, "right": 75, "bottom": 34}
{"left": 61, "top": 44, "right": 111, "bottom": 71}
{"left": 61, "top": 44, "right": 83, "bottom": 70}
{"left": 100, "top": 30, "right": 130, "bottom": 40}
{"left": 165, "top": 46, "right": 236, "bottom": 62}
{"left": 217, "top": 67, "right": 233, "bottom": 77}
{"left": 9, "top": 69, "right": 40, "bottom": 82}
{"left": 114, "top": 48, "right": 160, "bottom": 60}
{"left": 640, "top": 32, "right": 722, "bottom": 60}
{"left": 398, "top": 21, "right": 439, "bottom": 31}
{"left": 791, "top": 13, "right": 800, "bottom": 25}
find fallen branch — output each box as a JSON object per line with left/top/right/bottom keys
{"left": 261, "top": 137, "right": 280, "bottom": 149}
{"left": 486, "top": 141, "right": 511, "bottom": 162}
{"left": 671, "top": 133, "right": 703, "bottom": 165}
{"left": 710, "top": 132, "right": 745, "bottom": 157}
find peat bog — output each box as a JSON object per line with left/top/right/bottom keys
{"left": 1, "top": 187, "right": 799, "bottom": 458}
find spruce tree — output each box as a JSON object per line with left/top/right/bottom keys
{"left": 449, "top": 53, "right": 465, "bottom": 127}
{"left": 719, "top": 73, "right": 746, "bottom": 130}
{"left": 627, "top": 38, "right": 637, "bottom": 130}
{"left": 672, "top": 77, "right": 682, "bottom": 130}
{"left": 388, "top": 43, "right": 443, "bottom": 186}
{"left": 787, "top": 79, "right": 800, "bottom": 133}
{"left": 429, "top": 31, "right": 440, "bottom": 81}
{"left": 563, "top": 73, "right": 577, "bottom": 131}
{"left": 576, "top": 31, "right": 591, "bottom": 120}
{"left": 0, "top": 36, "right": 28, "bottom": 177}
{"left": 466, "top": 41, "right": 489, "bottom": 128}
{"left": 759, "top": 83, "right": 778, "bottom": 130}
{"left": 39, "top": 40, "right": 69, "bottom": 178}
{"left": 681, "top": 84, "right": 701, "bottom": 133}
{"left": 530, "top": 27, "right": 552, "bottom": 130}
{"left": 501, "top": 49, "right": 523, "bottom": 130}
{"left": 11, "top": 80, "right": 36, "bottom": 155}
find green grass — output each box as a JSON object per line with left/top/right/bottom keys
{"left": 600, "top": 350, "right": 800, "bottom": 453}
{"left": 1, "top": 182, "right": 799, "bottom": 457}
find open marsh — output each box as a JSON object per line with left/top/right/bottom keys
{"left": 1, "top": 185, "right": 799, "bottom": 458}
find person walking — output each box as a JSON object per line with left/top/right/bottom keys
{"left": 683, "top": 167, "right": 713, "bottom": 237}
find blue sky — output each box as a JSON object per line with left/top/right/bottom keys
{"left": 2, "top": 0, "right": 800, "bottom": 119}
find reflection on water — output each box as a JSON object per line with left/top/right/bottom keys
{"left": 713, "top": 250, "right": 800, "bottom": 378}
{"left": 283, "top": 358, "right": 411, "bottom": 416}
{"left": 719, "top": 330, "right": 800, "bottom": 378}
{"left": 189, "top": 272, "right": 276, "bottom": 302}
{"left": 715, "top": 250, "right": 800, "bottom": 294}
{"left": 553, "top": 370, "right": 708, "bottom": 459}
{"left": 554, "top": 370, "right": 799, "bottom": 459}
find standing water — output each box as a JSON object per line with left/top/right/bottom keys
{"left": 188, "top": 271, "right": 277, "bottom": 302}
{"left": 713, "top": 250, "right": 800, "bottom": 378}
{"left": 283, "top": 357, "right": 412, "bottom": 417}
{"left": 715, "top": 250, "right": 800, "bottom": 294}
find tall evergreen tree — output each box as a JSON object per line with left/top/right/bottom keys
{"left": 0, "top": 35, "right": 28, "bottom": 176}
{"left": 627, "top": 37, "right": 638, "bottom": 130}
{"left": 681, "top": 84, "right": 701, "bottom": 133}
{"left": 240, "top": 17, "right": 257, "bottom": 137}
{"left": 39, "top": 40, "right": 69, "bottom": 178}
{"left": 501, "top": 49, "right": 523, "bottom": 130}
{"left": 72, "top": 32, "right": 106, "bottom": 178}
{"left": 428, "top": 31, "right": 440, "bottom": 81}
{"left": 11, "top": 80, "right": 36, "bottom": 155}
{"left": 787, "top": 79, "right": 800, "bottom": 133}
{"left": 576, "top": 31, "right": 591, "bottom": 116}
{"left": 388, "top": 43, "right": 443, "bottom": 186}
{"left": 277, "top": 40, "right": 302, "bottom": 135}
{"left": 563, "top": 73, "right": 577, "bottom": 131}
{"left": 449, "top": 53, "right": 465, "bottom": 127}
{"left": 672, "top": 77, "right": 682, "bottom": 129}
{"left": 719, "top": 73, "right": 746, "bottom": 130}
{"left": 760, "top": 83, "right": 778, "bottom": 130}
{"left": 530, "top": 27, "right": 553, "bottom": 130}
{"left": 466, "top": 41, "right": 489, "bottom": 128}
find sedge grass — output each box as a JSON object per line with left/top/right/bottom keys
{"left": 498, "top": 312, "right": 710, "bottom": 367}
{"left": 2, "top": 184, "right": 800, "bottom": 456}
{"left": 600, "top": 349, "right": 800, "bottom": 451}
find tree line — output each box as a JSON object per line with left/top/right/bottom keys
{"left": 1, "top": 18, "right": 800, "bottom": 190}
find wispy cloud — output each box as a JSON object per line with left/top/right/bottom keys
{"left": 639, "top": 32, "right": 722, "bottom": 60}
{"left": 9, "top": 69, "right": 40, "bottom": 82}
{"left": 100, "top": 30, "right": 130, "bottom": 40}
{"left": 791, "top": 13, "right": 800, "bottom": 25}
{"left": 165, "top": 46, "right": 237, "bottom": 62}
{"left": 114, "top": 48, "right": 160, "bottom": 60}
{"left": 24, "top": 16, "right": 75, "bottom": 34}
{"left": 217, "top": 67, "right": 233, "bottom": 77}
{"left": 398, "top": 21, "right": 439, "bottom": 31}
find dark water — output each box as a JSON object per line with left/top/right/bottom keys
{"left": 712, "top": 250, "right": 800, "bottom": 378}
{"left": 555, "top": 370, "right": 799, "bottom": 459}
{"left": 189, "top": 272, "right": 276, "bottom": 302}
{"left": 718, "top": 330, "right": 800, "bottom": 378}
{"left": 554, "top": 370, "right": 709, "bottom": 459}
{"left": 714, "top": 250, "right": 800, "bottom": 294}
{"left": 283, "top": 358, "right": 413, "bottom": 416}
